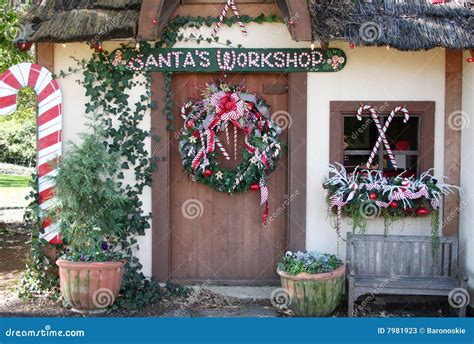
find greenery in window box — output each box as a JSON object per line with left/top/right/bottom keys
{"left": 278, "top": 251, "right": 343, "bottom": 275}
{"left": 323, "top": 163, "right": 458, "bottom": 250}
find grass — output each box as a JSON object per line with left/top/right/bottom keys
{"left": 0, "top": 174, "right": 31, "bottom": 187}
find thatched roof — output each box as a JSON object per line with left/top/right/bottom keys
{"left": 309, "top": 0, "right": 474, "bottom": 51}
{"left": 17, "top": 0, "right": 474, "bottom": 51}
{"left": 16, "top": 0, "right": 141, "bottom": 43}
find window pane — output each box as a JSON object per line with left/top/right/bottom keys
{"left": 343, "top": 116, "right": 378, "bottom": 150}
{"left": 343, "top": 154, "right": 373, "bottom": 172}
{"left": 384, "top": 116, "right": 419, "bottom": 152}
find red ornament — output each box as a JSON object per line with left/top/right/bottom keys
{"left": 288, "top": 19, "right": 295, "bottom": 26}
{"left": 416, "top": 207, "right": 429, "bottom": 216}
{"left": 466, "top": 57, "right": 474, "bottom": 63}
{"left": 192, "top": 130, "right": 200, "bottom": 138}
{"left": 151, "top": 18, "right": 158, "bottom": 25}
{"left": 203, "top": 169, "right": 213, "bottom": 177}
{"left": 16, "top": 42, "right": 32, "bottom": 52}
{"left": 250, "top": 183, "right": 260, "bottom": 191}
{"left": 368, "top": 192, "right": 378, "bottom": 200}
{"left": 90, "top": 41, "right": 103, "bottom": 52}
{"left": 389, "top": 201, "right": 398, "bottom": 209}
{"left": 349, "top": 42, "right": 356, "bottom": 49}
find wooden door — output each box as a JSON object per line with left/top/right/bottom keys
{"left": 167, "top": 73, "right": 289, "bottom": 285}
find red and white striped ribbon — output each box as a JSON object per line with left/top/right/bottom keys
{"left": 211, "top": 0, "right": 247, "bottom": 38}
{"left": 357, "top": 105, "right": 397, "bottom": 169}
{"left": 0, "top": 63, "right": 62, "bottom": 244}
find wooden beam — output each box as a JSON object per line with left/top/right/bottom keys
{"left": 138, "top": 0, "right": 180, "bottom": 41}
{"left": 151, "top": 72, "right": 171, "bottom": 281}
{"left": 35, "top": 43, "right": 54, "bottom": 72}
{"left": 288, "top": 73, "right": 307, "bottom": 250}
{"left": 443, "top": 50, "right": 463, "bottom": 236}
{"left": 286, "top": 0, "right": 312, "bottom": 41}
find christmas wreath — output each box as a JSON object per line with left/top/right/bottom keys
{"left": 179, "top": 81, "right": 282, "bottom": 224}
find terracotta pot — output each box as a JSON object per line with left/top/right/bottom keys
{"left": 56, "top": 259, "right": 124, "bottom": 312}
{"left": 277, "top": 264, "right": 345, "bottom": 317}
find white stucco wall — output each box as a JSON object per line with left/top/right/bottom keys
{"left": 52, "top": 22, "right": 448, "bottom": 277}
{"left": 459, "top": 52, "right": 474, "bottom": 306}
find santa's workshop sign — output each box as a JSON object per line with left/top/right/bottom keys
{"left": 111, "top": 48, "right": 347, "bottom": 73}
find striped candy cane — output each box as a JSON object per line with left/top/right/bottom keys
{"left": 357, "top": 105, "right": 397, "bottom": 169}
{"left": 0, "top": 63, "right": 62, "bottom": 243}
{"left": 369, "top": 106, "right": 409, "bottom": 170}
{"left": 212, "top": 0, "right": 247, "bottom": 38}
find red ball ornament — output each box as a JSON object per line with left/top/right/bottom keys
{"left": 16, "top": 42, "right": 32, "bottom": 52}
{"left": 416, "top": 207, "right": 429, "bottom": 216}
{"left": 151, "top": 18, "right": 158, "bottom": 25}
{"left": 389, "top": 201, "right": 398, "bottom": 209}
{"left": 250, "top": 183, "right": 260, "bottom": 191}
{"left": 192, "top": 130, "right": 200, "bottom": 138}
{"left": 349, "top": 42, "right": 355, "bottom": 49}
{"left": 288, "top": 19, "right": 295, "bottom": 26}
{"left": 203, "top": 169, "right": 213, "bottom": 177}
{"left": 368, "top": 192, "right": 378, "bottom": 200}
{"left": 466, "top": 57, "right": 474, "bottom": 63}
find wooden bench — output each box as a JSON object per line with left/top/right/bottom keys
{"left": 346, "top": 233, "right": 469, "bottom": 317}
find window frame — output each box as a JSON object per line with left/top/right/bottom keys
{"left": 329, "top": 101, "right": 435, "bottom": 173}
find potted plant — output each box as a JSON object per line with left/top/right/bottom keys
{"left": 277, "top": 251, "right": 345, "bottom": 317}
{"left": 49, "top": 125, "right": 130, "bottom": 313}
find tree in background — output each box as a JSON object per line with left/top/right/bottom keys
{"left": 0, "top": 0, "right": 36, "bottom": 167}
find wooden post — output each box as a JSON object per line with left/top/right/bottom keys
{"left": 443, "top": 50, "right": 463, "bottom": 236}
{"left": 288, "top": 73, "right": 307, "bottom": 250}
{"left": 35, "top": 43, "right": 54, "bottom": 72}
{"left": 151, "top": 73, "right": 171, "bottom": 281}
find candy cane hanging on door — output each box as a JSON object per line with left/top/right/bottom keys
{"left": 212, "top": 0, "right": 248, "bottom": 38}
{"left": 0, "top": 63, "right": 62, "bottom": 243}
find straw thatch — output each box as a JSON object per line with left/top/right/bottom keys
{"left": 16, "top": 0, "right": 141, "bottom": 43}
{"left": 309, "top": 0, "right": 474, "bottom": 50}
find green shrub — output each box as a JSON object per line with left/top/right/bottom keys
{"left": 278, "top": 251, "right": 342, "bottom": 275}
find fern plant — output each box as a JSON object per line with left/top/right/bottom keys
{"left": 48, "top": 120, "right": 130, "bottom": 262}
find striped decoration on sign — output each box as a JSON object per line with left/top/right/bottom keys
{"left": 0, "top": 63, "right": 62, "bottom": 243}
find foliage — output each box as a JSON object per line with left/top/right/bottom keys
{"left": 0, "top": 173, "right": 30, "bottom": 187}
{"left": 278, "top": 251, "right": 343, "bottom": 275}
{"left": 19, "top": 174, "right": 64, "bottom": 300}
{"left": 0, "top": 162, "right": 34, "bottom": 175}
{"left": 323, "top": 163, "right": 458, "bottom": 239}
{"left": 0, "top": 1, "right": 33, "bottom": 72}
{"left": 179, "top": 80, "right": 282, "bottom": 195}
{"left": 47, "top": 120, "right": 130, "bottom": 262}
{"left": 0, "top": 114, "right": 36, "bottom": 166}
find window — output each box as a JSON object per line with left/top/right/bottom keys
{"left": 329, "top": 101, "right": 435, "bottom": 177}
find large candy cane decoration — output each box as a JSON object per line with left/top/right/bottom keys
{"left": 357, "top": 105, "right": 397, "bottom": 169}
{"left": 212, "top": 0, "right": 247, "bottom": 38}
{"left": 0, "top": 63, "right": 62, "bottom": 243}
